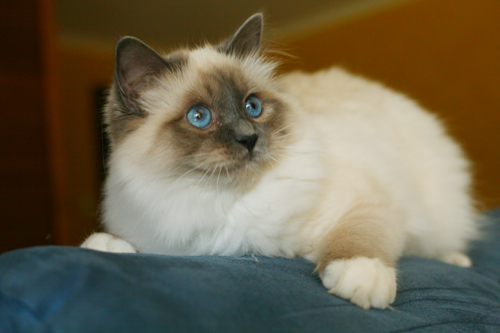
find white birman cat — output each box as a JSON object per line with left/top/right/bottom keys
{"left": 82, "top": 14, "right": 478, "bottom": 309}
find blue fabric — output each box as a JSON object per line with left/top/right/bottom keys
{"left": 1, "top": 210, "right": 500, "bottom": 332}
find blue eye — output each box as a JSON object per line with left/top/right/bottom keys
{"left": 245, "top": 95, "right": 262, "bottom": 118}
{"left": 186, "top": 106, "right": 212, "bottom": 129}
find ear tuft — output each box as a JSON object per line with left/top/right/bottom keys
{"left": 115, "top": 37, "right": 167, "bottom": 115}
{"left": 219, "top": 13, "right": 263, "bottom": 57}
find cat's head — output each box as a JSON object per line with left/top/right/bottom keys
{"left": 105, "top": 14, "right": 293, "bottom": 188}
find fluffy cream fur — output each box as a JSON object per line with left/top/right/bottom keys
{"left": 82, "top": 15, "right": 478, "bottom": 309}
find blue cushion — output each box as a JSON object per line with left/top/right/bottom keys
{"left": 1, "top": 210, "right": 500, "bottom": 333}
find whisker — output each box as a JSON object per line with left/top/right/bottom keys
{"left": 174, "top": 160, "right": 213, "bottom": 183}
{"left": 267, "top": 154, "right": 279, "bottom": 164}
{"left": 175, "top": 166, "right": 198, "bottom": 182}
{"left": 216, "top": 168, "right": 222, "bottom": 192}
{"left": 274, "top": 124, "right": 291, "bottom": 132}
{"left": 207, "top": 166, "right": 218, "bottom": 186}
{"left": 183, "top": 151, "right": 214, "bottom": 159}
{"left": 275, "top": 131, "right": 297, "bottom": 140}
{"left": 275, "top": 123, "right": 295, "bottom": 133}
{"left": 197, "top": 165, "right": 212, "bottom": 186}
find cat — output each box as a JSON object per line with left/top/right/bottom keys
{"left": 81, "top": 13, "right": 478, "bottom": 309}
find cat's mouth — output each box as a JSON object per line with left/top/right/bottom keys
{"left": 185, "top": 148, "right": 263, "bottom": 179}
{"left": 217, "top": 150, "right": 262, "bottom": 172}
{"left": 176, "top": 138, "right": 276, "bottom": 186}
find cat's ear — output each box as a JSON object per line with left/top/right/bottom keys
{"left": 115, "top": 37, "right": 167, "bottom": 115}
{"left": 219, "top": 13, "right": 263, "bottom": 57}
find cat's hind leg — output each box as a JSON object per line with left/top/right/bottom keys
{"left": 81, "top": 232, "right": 137, "bottom": 253}
{"left": 436, "top": 251, "right": 472, "bottom": 267}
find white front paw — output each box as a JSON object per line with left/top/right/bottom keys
{"left": 81, "top": 233, "right": 137, "bottom": 253}
{"left": 320, "top": 257, "right": 396, "bottom": 309}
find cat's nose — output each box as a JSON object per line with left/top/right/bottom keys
{"left": 236, "top": 134, "right": 258, "bottom": 153}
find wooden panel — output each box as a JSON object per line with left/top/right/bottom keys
{"left": 39, "top": 0, "right": 68, "bottom": 245}
{"left": 0, "top": 0, "right": 54, "bottom": 252}
{"left": 281, "top": 0, "right": 500, "bottom": 210}
{"left": 57, "top": 47, "right": 114, "bottom": 245}
{"left": 0, "top": 2, "right": 40, "bottom": 77}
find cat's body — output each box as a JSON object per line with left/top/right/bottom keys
{"left": 82, "top": 14, "right": 478, "bottom": 309}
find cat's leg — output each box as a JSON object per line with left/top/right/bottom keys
{"left": 314, "top": 206, "right": 404, "bottom": 309}
{"left": 319, "top": 257, "right": 396, "bottom": 309}
{"left": 436, "top": 251, "right": 472, "bottom": 267}
{"left": 81, "top": 232, "right": 137, "bottom": 253}
{"left": 408, "top": 211, "right": 476, "bottom": 268}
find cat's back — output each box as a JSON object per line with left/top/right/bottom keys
{"left": 280, "top": 67, "right": 425, "bottom": 121}
{"left": 278, "top": 67, "right": 453, "bottom": 157}
{"left": 279, "top": 67, "right": 386, "bottom": 114}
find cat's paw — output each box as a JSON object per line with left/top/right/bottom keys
{"left": 319, "top": 257, "right": 396, "bottom": 309}
{"left": 81, "top": 233, "right": 137, "bottom": 253}
{"left": 438, "top": 251, "right": 472, "bottom": 267}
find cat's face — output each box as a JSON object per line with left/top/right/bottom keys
{"left": 105, "top": 14, "right": 293, "bottom": 187}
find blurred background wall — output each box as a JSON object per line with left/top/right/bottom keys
{"left": 1, "top": 0, "right": 499, "bottom": 252}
